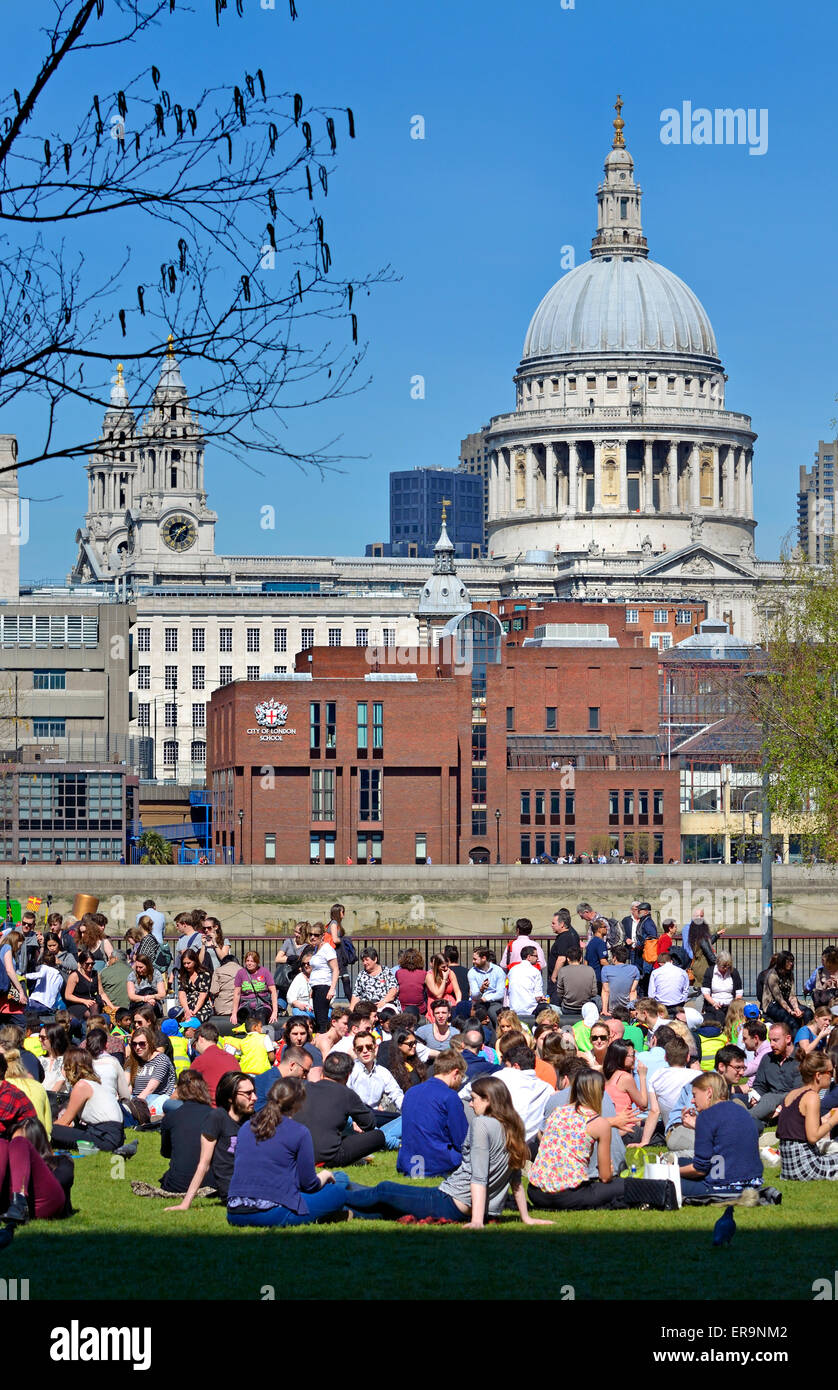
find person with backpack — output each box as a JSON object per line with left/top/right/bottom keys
{"left": 0, "top": 931, "right": 27, "bottom": 1017}
{"left": 632, "top": 903, "right": 658, "bottom": 997}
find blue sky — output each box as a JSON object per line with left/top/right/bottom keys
{"left": 6, "top": 0, "right": 838, "bottom": 579}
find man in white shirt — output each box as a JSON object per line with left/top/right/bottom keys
{"left": 349, "top": 1031, "right": 403, "bottom": 1149}
{"left": 649, "top": 1039, "right": 702, "bottom": 1128}
{"left": 137, "top": 900, "right": 166, "bottom": 946}
{"left": 648, "top": 953, "right": 690, "bottom": 1008}
{"left": 496, "top": 1040, "right": 555, "bottom": 1148}
{"left": 468, "top": 949, "right": 506, "bottom": 1013}
{"left": 505, "top": 947, "right": 549, "bottom": 1021}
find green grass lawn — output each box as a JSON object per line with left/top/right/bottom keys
{"left": 3, "top": 1136, "right": 836, "bottom": 1300}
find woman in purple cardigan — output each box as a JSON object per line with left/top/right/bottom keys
{"left": 226, "top": 1077, "right": 351, "bottom": 1228}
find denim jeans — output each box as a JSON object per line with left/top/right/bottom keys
{"left": 226, "top": 1172, "right": 352, "bottom": 1227}
{"left": 342, "top": 1180, "right": 464, "bottom": 1222}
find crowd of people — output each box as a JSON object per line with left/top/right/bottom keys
{"left": 0, "top": 894, "right": 837, "bottom": 1240}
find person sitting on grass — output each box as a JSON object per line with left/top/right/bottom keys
{"left": 0, "top": 1117, "right": 74, "bottom": 1227}
{"left": 382, "top": 1028, "right": 428, "bottom": 1093}
{"left": 496, "top": 1040, "right": 555, "bottom": 1152}
{"left": 776, "top": 1052, "right": 838, "bottom": 1181}
{"left": 285, "top": 950, "right": 316, "bottom": 1019}
{"left": 277, "top": 1017, "right": 323, "bottom": 1076}
{"left": 315, "top": 1006, "right": 351, "bottom": 1061}
{"left": 52, "top": 1047, "right": 133, "bottom": 1156}
{"left": 528, "top": 1069, "right": 639, "bottom": 1211}
{"left": 0, "top": 1051, "right": 36, "bottom": 1140}
{"left": 349, "top": 1031, "right": 404, "bottom": 1146}
{"left": 677, "top": 1072, "right": 763, "bottom": 1203}
{"left": 415, "top": 998, "right": 457, "bottom": 1058}
{"left": 124, "top": 1026, "right": 177, "bottom": 1122}
{"left": 157, "top": 1070, "right": 214, "bottom": 1195}
{"left": 295, "top": 1050, "right": 386, "bottom": 1167}
{"left": 344, "top": 1075, "right": 551, "bottom": 1228}
{"left": 165, "top": 1071, "right": 257, "bottom": 1212}
{"left": 397, "top": 1049, "right": 468, "bottom": 1178}
{"left": 189, "top": 1023, "right": 240, "bottom": 1106}
{"left": 226, "top": 1076, "right": 353, "bottom": 1229}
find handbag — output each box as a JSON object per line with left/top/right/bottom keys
{"left": 643, "top": 1154, "right": 683, "bottom": 1207}
{"left": 623, "top": 1176, "right": 680, "bottom": 1210}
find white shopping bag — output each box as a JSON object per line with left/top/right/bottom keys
{"left": 644, "top": 1156, "right": 683, "bottom": 1207}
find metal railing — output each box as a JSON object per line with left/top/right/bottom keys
{"left": 144, "top": 931, "right": 838, "bottom": 1000}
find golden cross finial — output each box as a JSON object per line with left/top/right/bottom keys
{"left": 166, "top": 332, "right": 175, "bottom": 359}
{"left": 441, "top": 497, "right": 452, "bottom": 525}
{"left": 116, "top": 362, "right": 124, "bottom": 381}
{"left": 612, "top": 93, "right": 626, "bottom": 148}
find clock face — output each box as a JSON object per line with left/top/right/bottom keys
{"left": 162, "top": 515, "right": 197, "bottom": 552}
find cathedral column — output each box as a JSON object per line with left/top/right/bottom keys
{"left": 723, "top": 445, "right": 734, "bottom": 513}
{"left": 745, "top": 451, "right": 754, "bottom": 518}
{"left": 593, "top": 440, "right": 603, "bottom": 512}
{"left": 667, "top": 442, "right": 679, "bottom": 512}
{"left": 710, "top": 445, "right": 720, "bottom": 509}
{"left": 488, "top": 452, "right": 497, "bottom": 519}
{"left": 546, "top": 441, "right": 558, "bottom": 513}
{"left": 689, "top": 443, "right": 700, "bottom": 510}
{"left": 617, "top": 441, "right": 627, "bottom": 508}
{"left": 734, "top": 448, "right": 744, "bottom": 515}
{"left": 568, "top": 441, "right": 579, "bottom": 515}
{"left": 643, "top": 440, "right": 654, "bottom": 512}
{"left": 525, "top": 446, "right": 537, "bottom": 512}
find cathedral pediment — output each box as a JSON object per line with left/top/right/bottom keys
{"left": 638, "top": 543, "right": 755, "bottom": 580}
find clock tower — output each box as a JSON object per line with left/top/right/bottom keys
{"left": 72, "top": 339, "right": 222, "bottom": 585}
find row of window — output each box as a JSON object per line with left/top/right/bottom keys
{"left": 137, "top": 666, "right": 289, "bottom": 693}
{"left": 519, "top": 832, "right": 665, "bottom": 863}
{"left": 310, "top": 702, "right": 383, "bottom": 755}
{"left": 506, "top": 707, "right": 601, "bottom": 732}
{"left": 522, "top": 373, "right": 718, "bottom": 398}
{"left": 160, "top": 741, "right": 207, "bottom": 766}
{"left": 520, "top": 789, "right": 576, "bottom": 822}
{"left": 608, "top": 788, "right": 665, "bottom": 824}
{"left": 626, "top": 609, "right": 694, "bottom": 626}
{"left": 0, "top": 616, "right": 99, "bottom": 649}
{"left": 137, "top": 627, "right": 397, "bottom": 654}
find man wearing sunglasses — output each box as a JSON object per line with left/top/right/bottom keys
{"left": 165, "top": 1070, "right": 256, "bottom": 1213}
{"left": 349, "top": 1032, "right": 404, "bottom": 1149}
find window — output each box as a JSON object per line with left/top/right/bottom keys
{"left": 372, "top": 702, "right": 383, "bottom": 750}
{"left": 520, "top": 790, "right": 531, "bottom": 822}
{"left": 609, "top": 789, "right": 619, "bottom": 823}
{"left": 638, "top": 788, "right": 649, "bottom": 824}
{"left": 138, "top": 702, "right": 150, "bottom": 728}
{"left": 550, "top": 789, "right": 560, "bottom": 820}
{"left": 568, "top": 377, "right": 576, "bottom": 391}
{"left": 165, "top": 702, "right": 177, "bottom": 728}
{"left": 359, "top": 769, "right": 381, "bottom": 821}
{"left": 328, "top": 628, "right": 342, "bottom": 648}
{"left": 33, "top": 719, "right": 65, "bottom": 738}
{"left": 565, "top": 790, "right": 575, "bottom": 823}
{"left": 545, "top": 706, "right": 557, "bottom": 730}
{"left": 619, "top": 197, "right": 628, "bottom": 219}
{"left": 357, "top": 702, "right": 368, "bottom": 751}
{"left": 586, "top": 376, "right": 596, "bottom": 391}
{"left": 324, "top": 833, "right": 336, "bottom": 864}
{"left": 648, "top": 376, "right": 657, "bottom": 390}
{"left": 357, "top": 831, "right": 383, "bottom": 864}
{"left": 246, "top": 628, "right": 260, "bottom": 653}
{"left": 415, "top": 834, "right": 427, "bottom": 864}
{"left": 676, "top": 609, "right": 692, "bottom": 625}
{"left": 653, "top": 789, "right": 664, "bottom": 824}
{"left": 265, "top": 833, "right": 276, "bottom": 862}
{"left": 520, "top": 835, "right": 531, "bottom": 861}
{"left": 311, "top": 769, "right": 335, "bottom": 820}
{"left": 310, "top": 834, "right": 321, "bottom": 865}
{"left": 34, "top": 671, "right": 66, "bottom": 690}
{"left": 247, "top": 666, "right": 260, "bottom": 681}
{"left": 550, "top": 835, "right": 561, "bottom": 858}
{"left": 192, "top": 666, "right": 205, "bottom": 690}
{"left": 219, "top": 665, "right": 233, "bottom": 685}
{"left": 310, "top": 702, "right": 320, "bottom": 751}
{"left": 383, "top": 628, "right": 395, "bottom": 648}
{"left": 588, "top": 707, "right": 600, "bottom": 731}
{"left": 472, "top": 724, "right": 486, "bottom": 761}
{"left": 355, "top": 628, "right": 369, "bottom": 648}
{"left": 191, "top": 740, "right": 206, "bottom": 764}
{"left": 164, "top": 628, "right": 178, "bottom": 652}
{"left": 624, "top": 789, "right": 635, "bottom": 821}
{"left": 163, "top": 740, "right": 178, "bottom": 767}
{"left": 534, "top": 789, "right": 545, "bottom": 821}
{"left": 325, "top": 701, "right": 336, "bottom": 750}
{"left": 137, "top": 628, "right": 150, "bottom": 652}
{"left": 684, "top": 378, "right": 692, "bottom": 393}
{"left": 650, "top": 633, "right": 673, "bottom": 650}
{"left": 219, "top": 628, "right": 232, "bottom": 653}
{"left": 625, "top": 608, "right": 639, "bottom": 625}
{"left": 472, "top": 811, "right": 487, "bottom": 836}
{"left": 192, "top": 703, "right": 205, "bottom": 728}
{"left": 607, "top": 374, "right": 617, "bottom": 390}
{"left": 506, "top": 707, "right": 515, "bottom": 730}
{"left": 274, "top": 628, "right": 287, "bottom": 653}
{"left": 471, "top": 767, "right": 486, "bottom": 805}
{"left": 301, "top": 628, "right": 314, "bottom": 650}
{"left": 138, "top": 666, "right": 151, "bottom": 690}
{"left": 667, "top": 377, "right": 676, "bottom": 393}
{"left": 653, "top": 609, "right": 668, "bottom": 625}
{"left": 565, "top": 834, "right": 575, "bottom": 859}
{"left": 192, "top": 629, "right": 205, "bottom": 652}
{"left": 165, "top": 665, "right": 177, "bottom": 690}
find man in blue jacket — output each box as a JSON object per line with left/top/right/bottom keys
{"left": 397, "top": 1050, "right": 468, "bottom": 1179}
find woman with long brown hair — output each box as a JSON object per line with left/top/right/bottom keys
{"left": 528, "top": 1068, "right": 637, "bottom": 1210}
{"left": 0, "top": 931, "right": 27, "bottom": 1016}
{"left": 395, "top": 949, "right": 426, "bottom": 1017}
{"left": 226, "top": 1076, "right": 352, "bottom": 1227}
{"left": 51, "top": 1046, "right": 127, "bottom": 1153}
{"left": 776, "top": 1052, "right": 838, "bottom": 1181}
{"left": 383, "top": 1028, "right": 427, "bottom": 1092}
{"left": 342, "top": 1074, "right": 550, "bottom": 1227}
{"left": 423, "top": 953, "right": 461, "bottom": 1020}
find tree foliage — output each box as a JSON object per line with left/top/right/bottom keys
{"left": 743, "top": 551, "right": 838, "bottom": 860}
{"left": 0, "top": 0, "right": 389, "bottom": 476}
{"left": 137, "top": 828, "right": 173, "bottom": 864}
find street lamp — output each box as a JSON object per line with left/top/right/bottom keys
{"left": 741, "top": 787, "right": 761, "bottom": 864}
{"left": 237, "top": 808, "right": 244, "bottom": 865}
{"left": 495, "top": 808, "right": 501, "bottom": 865}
